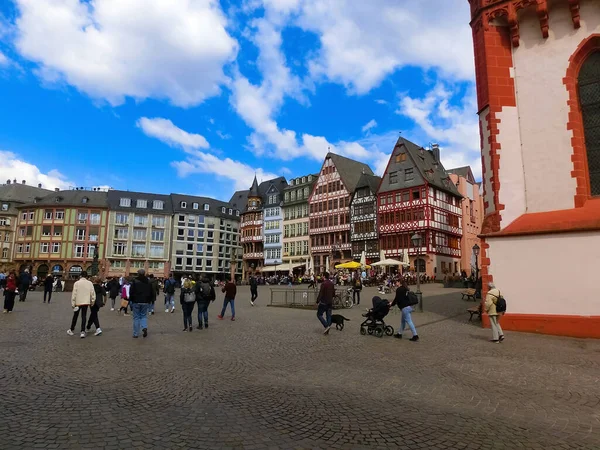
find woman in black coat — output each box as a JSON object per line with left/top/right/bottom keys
{"left": 107, "top": 278, "right": 121, "bottom": 311}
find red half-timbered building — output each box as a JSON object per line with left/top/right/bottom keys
{"left": 309, "top": 153, "right": 374, "bottom": 274}
{"left": 378, "top": 138, "right": 463, "bottom": 279}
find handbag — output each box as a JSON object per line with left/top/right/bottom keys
{"left": 120, "top": 299, "right": 129, "bottom": 308}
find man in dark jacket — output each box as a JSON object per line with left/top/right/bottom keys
{"left": 128, "top": 269, "right": 153, "bottom": 338}
{"left": 195, "top": 276, "right": 216, "bottom": 329}
{"left": 148, "top": 274, "right": 159, "bottom": 315}
{"left": 107, "top": 277, "right": 120, "bottom": 311}
{"left": 43, "top": 274, "right": 54, "bottom": 303}
{"left": 316, "top": 272, "right": 335, "bottom": 334}
{"left": 249, "top": 275, "right": 258, "bottom": 306}
{"left": 18, "top": 270, "right": 32, "bottom": 302}
{"left": 218, "top": 279, "right": 237, "bottom": 321}
{"left": 352, "top": 271, "right": 362, "bottom": 306}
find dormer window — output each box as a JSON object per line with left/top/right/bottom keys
{"left": 152, "top": 200, "right": 164, "bottom": 210}
{"left": 120, "top": 198, "right": 131, "bottom": 207}
{"left": 204, "top": 204, "right": 209, "bottom": 211}
{"left": 181, "top": 201, "right": 187, "bottom": 208}
{"left": 228, "top": 208, "right": 232, "bottom": 215}
{"left": 221, "top": 207, "right": 226, "bottom": 213}
{"left": 1, "top": 204, "right": 8, "bottom": 211}
{"left": 55, "top": 196, "right": 63, "bottom": 203}
{"left": 236, "top": 210, "right": 240, "bottom": 216}
{"left": 395, "top": 152, "right": 407, "bottom": 163}
{"left": 193, "top": 203, "right": 199, "bottom": 210}
{"left": 136, "top": 199, "right": 147, "bottom": 208}
{"left": 82, "top": 197, "right": 89, "bottom": 204}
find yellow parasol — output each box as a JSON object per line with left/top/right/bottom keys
{"left": 335, "top": 261, "right": 371, "bottom": 269}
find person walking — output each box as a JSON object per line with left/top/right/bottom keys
{"left": 43, "top": 273, "right": 54, "bottom": 303}
{"left": 249, "top": 275, "right": 258, "bottom": 306}
{"left": 18, "top": 269, "right": 32, "bottom": 302}
{"left": 119, "top": 279, "right": 130, "bottom": 315}
{"left": 2, "top": 271, "right": 17, "bottom": 313}
{"left": 308, "top": 274, "right": 316, "bottom": 289}
{"left": 180, "top": 278, "right": 196, "bottom": 331}
{"left": 352, "top": 271, "right": 362, "bottom": 305}
{"left": 218, "top": 279, "right": 237, "bottom": 321}
{"left": 196, "top": 276, "right": 215, "bottom": 329}
{"left": 390, "top": 280, "right": 419, "bottom": 341}
{"left": 163, "top": 274, "right": 176, "bottom": 313}
{"left": 67, "top": 271, "right": 96, "bottom": 338}
{"left": 128, "top": 269, "right": 153, "bottom": 338}
{"left": 148, "top": 274, "right": 159, "bottom": 315}
{"left": 86, "top": 277, "right": 105, "bottom": 336}
{"left": 107, "top": 277, "right": 120, "bottom": 311}
{"left": 485, "top": 282, "right": 505, "bottom": 343}
{"left": 316, "top": 272, "right": 335, "bottom": 334}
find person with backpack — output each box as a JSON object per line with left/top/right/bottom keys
{"left": 352, "top": 271, "right": 362, "bottom": 305}
{"left": 195, "top": 276, "right": 216, "bottom": 329}
{"left": 390, "top": 280, "right": 419, "bottom": 341}
{"left": 249, "top": 275, "right": 258, "bottom": 306}
{"left": 128, "top": 269, "right": 153, "bottom": 338}
{"left": 86, "top": 277, "right": 106, "bottom": 336}
{"left": 485, "top": 282, "right": 505, "bottom": 343}
{"left": 180, "top": 278, "right": 196, "bottom": 331}
{"left": 164, "top": 274, "right": 176, "bottom": 313}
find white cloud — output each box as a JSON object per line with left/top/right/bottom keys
{"left": 0, "top": 51, "right": 8, "bottom": 66}
{"left": 361, "top": 119, "right": 377, "bottom": 133}
{"left": 375, "top": 99, "right": 388, "bottom": 105}
{"left": 398, "top": 84, "right": 482, "bottom": 179}
{"left": 137, "top": 117, "right": 209, "bottom": 150}
{"left": 13, "top": 0, "right": 238, "bottom": 107}
{"left": 296, "top": 0, "right": 474, "bottom": 93}
{"left": 0, "top": 151, "right": 72, "bottom": 190}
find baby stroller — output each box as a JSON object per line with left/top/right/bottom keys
{"left": 360, "top": 296, "right": 394, "bottom": 338}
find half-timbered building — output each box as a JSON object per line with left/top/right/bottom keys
{"left": 309, "top": 153, "right": 374, "bottom": 274}
{"left": 378, "top": 138, "right": 462, "bottom": 279}
{"left": 350, "top": 173, "right": 381, "bottom": 262}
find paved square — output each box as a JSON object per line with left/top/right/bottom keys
{"left": 1, "top": 285, "right": 599, "bottom": 449}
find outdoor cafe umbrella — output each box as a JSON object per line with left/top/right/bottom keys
{"left": 335, "top": 261, "right": 371, "bottom": 270}
{"left": 371, "top": 258, "right": 408, "bottom": 267}
{"left": 360, "top": 250, "right": 367, "bottom": 269}
{"left": 402, "top": 249, "right": 410, "bottom": 267}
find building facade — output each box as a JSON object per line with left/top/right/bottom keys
{"left": 0, "top": 180, "right": 52, "bottom": 272}
{"left": 14, "top": 190, "right": 109, "bottom": 280}
{"left": 309, "top": 153, "right": 374, "bottom": 274}
{"left": 447, "top": 167, "right": 484, "bottom": 275}
{"left": 105, "top": 191, "right": 173, "bottom": 278}
{"left": 378, "top": 138, "right": 462, "bottom": 279}
{"left": 350, "top": 173, "right": 381, "bottom": 262}
{"left": 262, "top": 179, "right": 286, "bottom": 271}
{"left": 170, "top": 195, "right": 242, "bottom": 280}
{"left": 282, "top": 174, "right": 317, "bottom": 273}
{"left": 469, "top": 0, "right": 600, "bottom": 337}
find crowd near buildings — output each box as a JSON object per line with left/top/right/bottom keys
{"left": 0, "top": 136, "right": 484, "bottom": 284}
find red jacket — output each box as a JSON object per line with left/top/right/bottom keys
{"left": 5, "top": 276, "right": 16, "bottom": 292}
{"left": 222, "top": 282, "right": 236, "bottom": 299}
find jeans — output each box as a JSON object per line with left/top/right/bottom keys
{"left": 149, "top": 301, "right": 155, "bottom": 314}
{"left": 165, "top": 293, "right": 175, "bottom": 309}
{"left": 86, "top": 305, "right": 100, "bottom": 330}
{"left": 489, "top": 315, "right": 504, "bottom": 341}
{"left": 182, "top": 301, "right": 194, "bottom": 328}
{"left": 110, "top": 296, "right": 117, "bottom": 309}
{"left": 250, "top": 289, "right": 258, "bottom": 302}
{"left": 220, "top": 297, "right": 235, "bottom": 318}
{"left": 317, "top": 303, "right": 332, "bottom": 328}
{"left": 3, "top": 291, "right": 16, "bottom": 312}
{"left": 400, "top": 306, "right": 417, "bottom": 336}
{"left": 353, "top": 289, "right": 361, "bottom": 304}
{"left": 197, "top": 302, "right": 208, "bottom": 326}
{"left": 70, "top": 305, "right": 89, "bottom": 332}
{"left": 131, "top": 303, "right": 149, "bottom": 337}
{"left": 43, "top": 289, "right": 52, "bottom": 303}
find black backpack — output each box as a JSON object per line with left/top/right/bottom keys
{"left": 165, "top": 279, "right": 175, "bottom": 294}
{"left": 495, "top": 295, "right": 507, "bottom": 313}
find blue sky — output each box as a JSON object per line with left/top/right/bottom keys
{"left": 0, "top": 0, "right": 479, "bottom": 200}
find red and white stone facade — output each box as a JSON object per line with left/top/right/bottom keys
{"left": 469, "top": 0, "right": 600, "bottom": 337}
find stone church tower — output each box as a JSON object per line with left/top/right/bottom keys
{"left": 469, "top": 0, "right": 600, "bottom": 337}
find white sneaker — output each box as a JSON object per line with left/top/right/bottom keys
{"left": 323, "top": 326, "right": 331, "bottom": 335}
{"left": 250, "top": 300, "right": 254, "bottom": 306}
{"left": 110, "top": 308, "right": 115, "bottom": 311}
{"left": 67, "top": 329, "right": 74, "bottom": 336}
{"left": 170, "top": 307, "right": 175, "bottom": 313}
{"left": 94, "top": 328, "right": 102, "bottom": 336}
{"left": 165, "top": 309, "right": 169, "bottom": 313}
{"left": 80, "top": 331, "right": 86, "bottom": 338}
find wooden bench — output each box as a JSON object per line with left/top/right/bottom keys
{"left": 461, "top": 288, "right": 476, "bottom": 301}
{"left": 467, "top": 304, "right": 482, "bottom": 322}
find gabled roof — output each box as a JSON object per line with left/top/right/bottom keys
{"left": 248, "top": 175, "right": 260, "bottom": 198}
{"left": 379, "top": 137, "right": 461, "bottom": 197}
{"left": 21, "top": 190, "right": 109, "bottom": 208}
{"left": 0, "top": 183, "right": 53, "bottom": 215}
{"left": 447, "top": 166, "right": 476, "bottom": 184}
{"left": 259, "top": 177, "right": 287, "bottom": 198}
{"left": 356, "top": 173, "right": 381, "bottom": 194}
{"left": 229, "top": 190, "right": 249, "bottom": 212}
{"left": 328, "top": 152, "right": 374, "bottom": 192}
{"left": 239, "top": 176, "right": 288, "bottom": 213}
{"left": 170, "top": 194, "right": 240, "bottom": 219}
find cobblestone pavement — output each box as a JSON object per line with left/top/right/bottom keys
{"left": 1, "top": 284, "right": 600, "bottom": 449}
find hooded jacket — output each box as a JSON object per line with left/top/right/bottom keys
{"left": 485, "top": 288, "right": 502, "bottom": 316}
{"left": 71, "top": 277, "right": 96, "bottom": 307}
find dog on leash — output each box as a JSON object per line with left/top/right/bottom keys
{"left": 330, "top": 314, "right": 350, "bottom": 331}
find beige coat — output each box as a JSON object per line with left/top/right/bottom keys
{"left": 485, "top": 288, "right": 502, "bottom": 316}
{"left": 71, "top": 278, "right": 96, "bottom": 307}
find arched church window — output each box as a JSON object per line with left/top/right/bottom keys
{"left": 579, "top": 51, "right": 600, "bottom": 196}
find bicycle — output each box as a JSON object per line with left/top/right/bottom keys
{"left": 333, "top": 288, "right": 353, "bottom": 309}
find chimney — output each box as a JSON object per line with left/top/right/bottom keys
{"left": 431, "top": 143, "right": 440, "bottom": 162}
{"left": 21, "top": 180, "right": 26, "bottom": 184}
{"left": 6, "top": 179, "right": 10, "bottom": 185}
{"left": 38, "top": 183, "right": 42, "bottom": 188}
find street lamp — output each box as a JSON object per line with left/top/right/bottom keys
{"left": 411, "top": 233, "right": 423, "bottom": 312}
{"left": 472, "top": 244, "right": 480, "bottom": 281}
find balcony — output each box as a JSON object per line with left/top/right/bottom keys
{"left": 243, "top": 252, "right": 264, "bottom": 259}
{"left": 241, "top": 235, "right": 263, "bottom": 243}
